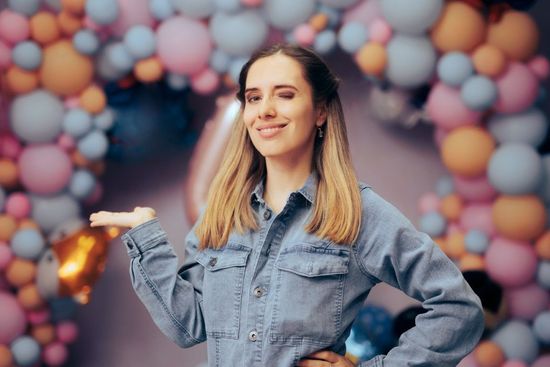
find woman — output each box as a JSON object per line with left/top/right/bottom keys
{"left": 90, "top": 44, "right": 484, "bottom": 367}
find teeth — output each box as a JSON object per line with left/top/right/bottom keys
{"left": 259, "top": 125, "right": 285, "bottom": 132}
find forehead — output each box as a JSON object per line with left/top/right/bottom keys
{"left": 246, "top": 54, "right": 308, "bottom": 89}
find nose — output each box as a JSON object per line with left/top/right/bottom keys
{"left": 259, "top": 96, "right": 276, "bottom": 119}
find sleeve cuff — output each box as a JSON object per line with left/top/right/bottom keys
{"left": 120, "top": 217, "right": 168, "bottom": 258}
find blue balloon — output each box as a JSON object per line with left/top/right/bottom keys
{"left": 124, "top": 25, "right": 157, "bottom": 60}
{"left": 492, "top": 320, "right": 539, "bottom": 363}
{"left": 31, "top": 194, "right": 80, "bottom": 233}
{"left": 419, "top": 211, "right": 446, "bottom": 237}
{"left": 106, "top": 42, "right": 135, "bottom": 72}
{"left": 338, "top": 21, "right": 369, "bottom": 53}
{"left": 63, "top": 108, "right": 93, "bottom": 138}
{"left": 382, "top": 0, "right": 443, "bottom": 35}
{"left": 8, "top": 0, "right": 40, "bottom": 16}
{"left": 69, "top": 169, "right": 96, "bottom": 200}
{"left": 96, "top": 43, "right": 128, "bottom": 81}
{"left": 319, "top": 0, "right": 358, "bottom": 8}
{"left": 78, "top": 130, "right": 109, "bottom": 161}
{"left": 437, "top": 52, "right": 474, "bottom": 87}
{"left": 12, "top": 41, "right": 42, "bottom": 71}
{"left": 435, "top": 176, "right": 454, "bottom": 197}
{"left": 214, "top": 0, "right": 242, "bottom": 13}
{"left": 172, "top": 0, "right": 215, "bottom": 18}
{"left": 533, "top": 310, "right": 550, "bottom": 343}
{"left": 11, "top": 229, "right": 45, "bottom": 261}
{"left": 210, "top": 48, "right": 231, "bottom": 73}
{"left": 11, "top": 337, "right": 41, "bottom": 367}
{"left": 85, "top": 0, "right": 120, "bottom": 25}
{"left": 73, "top": 29, "right": 100, "bottom": 55}
{"left": 488, "top": 143, "right": 543, "bottom": 195}
{"left": 537, "top": 261, "right": 550, "bottom": 290}
{"left": 314, "top": 30, "right": 337, "bottom": 55}
{"left": 464, "top": 229, "right": 489, "bottom": 254}
{"left": 386, "top": 35, "right": 436, "bottom": 88}
{"left": 461, "top": 75, "right": 498, "bottom": 111}
{"left": 210, "top": 10, "right": 269, "bottom": 56}
{"left": 149, "top": 0, "right": 175, "bottom": 20}
{"left": 94, "top": 108, "right": 116, "bottom": 131}
{"left": 488, "top": 108, "right": 548, "bottom": 148}
{"left": 264, "top": 0, "right": 316, "bottom": 30}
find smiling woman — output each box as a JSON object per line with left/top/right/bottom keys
{"left": 90, "top": 44, "right": 484, "bottom": 367}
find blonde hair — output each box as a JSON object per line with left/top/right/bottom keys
{"left": 195, "top": 44, "right": 362, "bottom": 249}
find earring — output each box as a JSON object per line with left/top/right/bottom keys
{"left": 317, "top": 126, "right": 324, "bottom": 138}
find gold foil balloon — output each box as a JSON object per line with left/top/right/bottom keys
{"left": 37, "top": 220, "right": 119, "bottom": 304}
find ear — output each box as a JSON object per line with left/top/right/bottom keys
{"left": 316, "top": 105, "right": 327, "bottom": 127}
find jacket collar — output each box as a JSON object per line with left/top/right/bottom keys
{"left": 251, "top": 170, "right": 318, "bottom": 207}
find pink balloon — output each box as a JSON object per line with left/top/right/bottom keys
{"left": 453, "top": 175, "right": 497, "bottom": 203}
{"left": 43, "top": 342, "right": 68, "bottom": 366}
{"left": 532, "top": 355, "right": 550, "bottom": 367}
{"left": 157, "top": 16, "right": 212, "bottom": 75}
{"left": 0, "top": 10, "right": 30, "bottom": 45}
{"left": 426, "top": 83, "right": 482, "bottom": 129}
{"left": 343, "top": 0, "right": 383, "bottom": 28}
{"left": 27, "top": 308, "right": 51, "bottom": 325}
{"left": 528, "top": 56, "right": 550, "bottom": 80}
{"left": 57, "top": 133, "right": 76, "bottom": 151}
{"left": 459, "top": 203, "right": 496, "bottom": 237}
{"left": 191, "top": 68, "right": 220, "bottom": 95}
{"left": 293, "top": 24, "right": 316, "bottom": 46}
{"left": 56, "top": 321, "right": 79, "bottom": 344}
{"left": 502, "top": 361, "right": 528, "bottom": 367}
{"left": 369, "top": 18, "right": 392, "bottom": 45}
{"left": 0, "top": 245, "right": 13, "bottom": 270}
{"left": 0, "top": 39, "right": 11, "bottom": 70}
{"left": 0, "top": 133, "right": 22, "bottom": 159}
{"left": 18, "top": 144, "right": 73, "bottom": 195}
{"left": 506, "top": 283, "right": 550, "bottom": 321}
{"left": 457, "top": 352, "right": 480, "bottom": 367}
{"left": 418, "top": 192, "right": 440, "bottom": 214}
{"left": 485, "top": 237, "right": 537, "bottom": 288}
{"left": 63, "top": 97, "right": 80, "bottom": 109}
{"left": 495, "top": 62, "right": 539, "bottom": 114}
{"left": 0, "top": 292, "right": 27, "bottom": 344}
{"left": 5, "top": 192, "right": 31, "bottom": 219}
{"left": 109, "top": 0, "right": 155, "bottom": 37}
{"left": 241, "top": 0, "right": 263, "bottom": 6}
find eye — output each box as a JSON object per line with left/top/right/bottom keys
{"left": 246, "top": 95, "right": 261, "bottom": 104}
{"left": 279, "top": 92, "right": 294, "bottom": 99}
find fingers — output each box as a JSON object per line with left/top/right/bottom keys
{"left": 296, "top": 359, "right": 332, "bottom": 367}
{"left": 306, "top": 351, "right": 339, "bottom": 363}
{"left": 89, "top": 211, "right": 133, "bottom": 228}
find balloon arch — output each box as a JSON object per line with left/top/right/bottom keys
{"left": 0, "top": 0, "right": 549, "bottom": 366}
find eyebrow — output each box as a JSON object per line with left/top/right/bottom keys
{"left": 244, "top": 84, "right": 298, "bottom": 94}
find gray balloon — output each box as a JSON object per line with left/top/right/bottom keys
{"left": 386, "top": 34, "right": 436, "bottom": 88}
{"left": 210, "top": 10, "right": 269, "bottom": 56}
{"left": 85, "top": 0, "right": 120, "bottom": 25}
{"left": 12, "top": 41, "right": 43, "bottom": 71}
{"left": 172, "top": 0, "right": 215, "bottom": 18}
{"left": 10, "top": 90, "right": 64, "bottom": 143}
{"left": 319, "top": 0, "right": 358, "bottom": 8}
{"left": 31, "top": 193, "right": 80, "bottom": 234}
{"left": 8, "top": 0, "right": 40, "bottom": 16}
{"left": 77, "top": 130, "right": 109, "bottom": 160}
{"left": 381, "top": 0, "right": 443, "bottom": 35}
{"left": 491, "top": 320, "right": 539, "bottom": 363}
{"left": 264, "top": 0, "right": 316, "bottom": 30}
{"left": 488, "top": 108, "right": 548, "bottom": 148}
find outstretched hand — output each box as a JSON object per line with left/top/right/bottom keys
{"left": 297, "top": 350, "right": 356, "bottom": 367}
{"left": 89, "top": 207, "right": 157, "bottom": 229}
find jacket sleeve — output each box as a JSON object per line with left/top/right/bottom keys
{"left": 120, "top": 217, "right": 206, "bottom": 348}
{"left": 354, "top": 187, "right": 484, "bottom": 367}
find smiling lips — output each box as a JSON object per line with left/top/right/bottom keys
{"left": 257, "top": 123, "right": 287, "bottom": 138}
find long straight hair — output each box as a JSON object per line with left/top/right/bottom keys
{"left": 195, "top": 44, "right": 362, "bottom": 249}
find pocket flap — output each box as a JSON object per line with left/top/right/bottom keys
{"left": 276, "top": 245, "right": 349, "bottom": 277}
{"left": 196, "top": 243, "right": 251, "bottom": 271}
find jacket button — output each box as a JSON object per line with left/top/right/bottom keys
{"left": 209, "top": 257, "right": 217, "bottom": 267}
{"left": 253, "top": 287, "right": 264, "bottom": 298}
{"left": 248, "top": 330, "right": 258, "bottom": 342}
{"left": 263, "top": 210, "right": 272, "bottom": 220}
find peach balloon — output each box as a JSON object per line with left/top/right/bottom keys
{"left": 309, "top": 13, "right": 329, "bottom": 32}
{"left": 460, "top": 253, "right": 485, "bottom": 271}
{"left": 0, "top": 159, "right": 19, "bottom": 188}
{"left": 355, "top": 42, "right": 387, "bottom": 76}
{"left": 440, "top": 193, "right": 463, "bottom": 221}
{"left": 30, "top": 11, "right": 61, "bottom": 45}
{"left": 446, "top": 232, "right": 466, "bottom": 259}
{"left": 79, "top": 85, "right": 106, "bottom": 114}
{"left": 32, "top": 323, "right": 56, "bottom": 345}
{"left": 61, "top": 0, "right": 86, "bottom": 16}
{"left": 487, "top": 11, "right": 538, "bottom": 62}
{"left": 474, "top": 340, "right": 505, "bottom": 367}
{"left": 40, "top": 40, "right": 93, "bottom": 96}
{"left": 134, "top": 57, "right": 163, "bottom": 83}
{"left": 5, "top": 258, "right": 36, "bottom": 287}
{"left": 57, "top": 10, "right": 83, "bottom": 36}
{"left": 441, "top": 126, "right": 495, "bottom": 178}
{"left": 535, "top": 231, "right": 550, "bottom": 260}
{"left": 0, "top": 214, "right": 17, "bottom": 242}
{"left": 492, "top": 195, "right": 547, "bottom": 241}
{"left": 430, "top": 2, "right": 486, "bottom": 53}
{"left": 0, "top": 345, "right": 12, "bottom": 367}
{"left": 6, "top": 66, "right": 39, "bottom": 94}
{"left": 17, "top": 283, "right": 45, "bottom": 310}
{"left": 472, "top": 44, "right": 507, "bottom": 78}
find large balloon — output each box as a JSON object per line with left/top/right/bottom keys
{"left": 264, "top": 0, "right": 316, "bottom": 30}
{"left": 386, "top": 34, "right": 436, "bottom": 88}
{"left": 381, "top": 0, "right": 443, "bottom": 35}
{"left": 210, "top": 10, "right": 269, "bottom": 57}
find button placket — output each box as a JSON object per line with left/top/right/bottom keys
{"left": 253, "top": 286, "right": 264, "bottom": 298}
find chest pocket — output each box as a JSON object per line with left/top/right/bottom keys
{"left": 196, "top": 243, "right": 251, "bottom": 339}
{"left": 269, "top": 244, "right": 350, "bottom": 346}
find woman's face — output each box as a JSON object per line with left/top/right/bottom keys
{"left": 243, "top": 54, "right": 323, "bottom": 161}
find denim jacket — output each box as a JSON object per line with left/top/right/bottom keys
{"left": 120, "top": 172, "right": 484, "bottom": 367}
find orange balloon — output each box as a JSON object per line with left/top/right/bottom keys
{"left": 57, "top": 10, "right": 82, "bottom": 36}
{"left": 30, "top": 11, "right": 61, "bottom": 45}
{"left": 493, "top": 195, "right": 547, "bottom": 241}
{"left": 0, "top": 214, "right": 17, "bottom": 242}
{"left": 431, "top": 2, "right": 486, "bottom": 53}
{"left": 474, "top": 340, "right": 505, "bottom": 367}
{"left": 535, "top": 231, "right": 550, "bottom": 260}
{"left": 71, "top": 150, "right": 90, "bottom": 167}
{"left": 446, "top": 231, "right": 466, "bottom": 259}
{"left": 32, "top": 323, "right": 56, "bottom": 345}
{"left": 460, "top": 253, "right": 485, "bottom": 271}
{"left": 441, "top": 126, "right": 495, "bottom": 178}
{"left": 487, "top": 10, "right": 539, "bottom": 62}
{"left": 309, "top": 13, "right": 329, "bottom": 32}
{"left": 0, "top": 158, "right": 19, "bottom": 188}
{"left": 0, "top": 345, "right": 12, "bottom": 367}
{"left": 61, "top": 0, "right": 86, "bottom": 16}
{"left": 472, "top": 43, "right": 507, "bottom": 77}
{"left": 440, "top": 193, "right": 463, "bottom": 221}
{"left": 6, "top": 258, "right": 36, "bottom": 287}
{"left": 6, "top": 66, "right": 39, "bottom": 94}
{"left": 355, "top": 42, "right": 387, "bottom": 76}
{"left": 18, "top": 283, "right": 46, "bottom": 310}
{"left": 40, "top": 40, "right": 93, "bottom": 96}
{"left": 79, "top": 85, "right": 106, "bottom": 114}
{"left": 134, "top": 57, "right": 163, "bottom": 83}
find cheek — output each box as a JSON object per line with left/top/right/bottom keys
{"left": 243, "top": 107, "right": 256, "bottom": 127}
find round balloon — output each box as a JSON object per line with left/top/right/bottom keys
{"left": 210, "top": 10, "right": 269, "bottom": 57}
{"left": 264, "top": 0, "right": 316, "bottom": 30}
{"left": 488, "top": 108, "right": 548, "bottom": 148}
{"left": 386, "top": 34, "right": 436, "bottom": 88}
{"left": 381, "top": 0, "right": 443, "bottom": 35}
